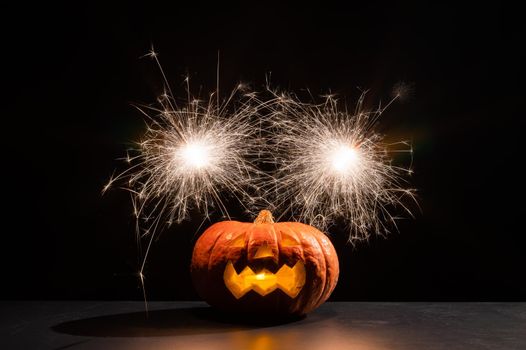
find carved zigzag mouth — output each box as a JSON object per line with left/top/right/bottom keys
{"left": 223, "top": 260, "right": 306, "bottom": 299}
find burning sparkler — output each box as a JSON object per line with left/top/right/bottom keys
{"left": 265, "top": 89, "right": 416, "bottom": 242}
{"left": 104, "top": 52, "right": 267, "bottom": 305}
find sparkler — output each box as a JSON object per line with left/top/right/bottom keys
{"left": 265, "top": 89, "right": 417, "bottom": 242}
{"left": 104, "top": 51, "right": 267, "bottom": 306}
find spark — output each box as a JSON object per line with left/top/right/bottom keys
{"left": 392, "top": 81, "right": 414, "bottom": 101}
{"left": 265, "top": 90, "right": 417, "bottom": 242}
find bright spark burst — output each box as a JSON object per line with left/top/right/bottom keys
{"left": 329, "top": 143, "right": 360, "bottom": 174}
{"left": 105, "top": 50, "right": 268, "bottom": 226}
{"left": 108, "top": 87, "right": 264, "bottom": 228}
{"left": 177, "top": 140, "right": 213, "bottom": 169}
{"left": 265, "top": 90, "right": 417, "bottom": 242}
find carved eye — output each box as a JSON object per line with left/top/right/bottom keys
{"left": 228, "top": 233, "right": 246, "bottom": 248}
{"left": 281, "top": 232, "right": 300, "bottom": 247}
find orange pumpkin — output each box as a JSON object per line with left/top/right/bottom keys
{"left": 191, "top": 210, "right": 339, "bottom": 316}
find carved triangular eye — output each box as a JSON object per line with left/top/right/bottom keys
{"left": 281, "top": 232, "right": 300, "bottom": 247}
{"left": 228, "top": 232, "right": 246, "bottom": 248}
{"left": 254, "top": 244, "right": 275, "bottom": 259}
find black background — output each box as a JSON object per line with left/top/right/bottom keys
{"left": 3, "top": 2, "right": 524, "bottom": 301}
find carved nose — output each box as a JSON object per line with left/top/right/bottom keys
{"left": 254, "top": 244, "right": 274, "bottom": 259}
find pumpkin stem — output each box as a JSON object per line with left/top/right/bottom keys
{"left": 254, "top": 210, "right": 275, "bottom": 224}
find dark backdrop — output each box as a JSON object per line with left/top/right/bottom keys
{"left": 3, "top": 2, "right": 524, "bottom": 301}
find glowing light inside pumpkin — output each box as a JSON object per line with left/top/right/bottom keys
{"left": 255, "top": 273, "right": 266, "bottom": 280}
{"left": 224, "top": 261, "right": 306, "bottom": 299}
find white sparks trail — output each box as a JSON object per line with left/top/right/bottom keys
{"left": 263, "top": 89, "right": 417, "bottom": 242}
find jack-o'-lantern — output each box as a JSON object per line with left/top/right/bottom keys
{"left": 191, "top": 210, "right": 339, "bottom": 316}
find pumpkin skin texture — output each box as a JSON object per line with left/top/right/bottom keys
{"left": 191, "top": 210, "right": 339, "bottom": 316}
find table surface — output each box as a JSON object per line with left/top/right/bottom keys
{"left": 1, "top": 301, "right": 525, "bottom": 350}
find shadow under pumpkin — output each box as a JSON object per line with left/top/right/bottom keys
{"left": 51, "top": 306, "right": 316, "bottom": 338}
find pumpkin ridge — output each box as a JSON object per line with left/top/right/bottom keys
{"left": 304, "top": 227, "right": 328, "bottom": 312}
{"left": 206, "top": 230, "right": 224, "bottom": 271}
{"left": 283, "top": 224, "right": 304, "bottom": 260}
{"left": 289, "top": 222, "right": 303, "bottom": 246}
{"left": 269, "top": 222, "right": 278, "bottom": 255}
{"left": 290, "top": 224, "right": 301, "bottom": 245}
{"left": 311, "top": 229, "right": 333, "bottom": 309}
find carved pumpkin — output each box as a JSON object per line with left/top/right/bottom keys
{"left": 191, "top": 210, "right": 339, "bottom": 316}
